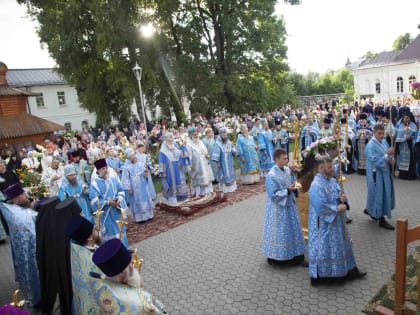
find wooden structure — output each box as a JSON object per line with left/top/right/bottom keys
{"left": 0, "top": 61, "right": 64, "bottom": 154}
{"left": 375, "top": 219, "right": 420, "bottom": 315}
{"left": 296, "top": 192, "right": 309, "bottom": 240}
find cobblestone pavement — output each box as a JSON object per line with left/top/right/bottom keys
{"left": 1, "top": 173, "right": 419, "bottom": 314}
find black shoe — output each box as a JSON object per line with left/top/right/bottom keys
{"left": 0, "top": 239, "right": 6, "bottom": 244}
{"left": 379, "top": 218, "right": 395, "bottom": 230}
{"left": 346, "top": 218, "right": 352, "bottom": 224}
{"left": 267, "top": 258, "right": 276, "bottom": 266}
{"left": 310, "top": 277, "right": 319, "bottom": 286}
{"left": 363, "top": 209, "right": 378, "bottom": 221}
{"left": 298, "top": 260, "right": 309, "bottom": 267}
{"left": 346, "top": 268, "right": 367, "bottom": 280}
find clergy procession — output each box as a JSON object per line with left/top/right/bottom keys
{"left": 1, "top": 89, "right": 420, "bottom": 313}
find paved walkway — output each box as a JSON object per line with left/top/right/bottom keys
{"left": 1, "top": 173, "right": 419, "bottom": 314}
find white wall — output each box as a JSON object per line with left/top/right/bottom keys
{"left": 26, "top": 84, "right": 96, "bottom": 130}
{"left": 353, "top": 62, "right": 420, "bottom": 100}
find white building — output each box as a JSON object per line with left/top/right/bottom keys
{"left": 352, "top": 32, "right": 420, "bottom": 101}
{"left": 6, "top": 68, "right": 96, "bottom": 130}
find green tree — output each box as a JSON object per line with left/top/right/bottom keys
{"left": 363, "top": 50, "right": 378, "bottom": 61}
{"left": 19, "top": 0, "right": 299, "bottom": 123}
{"left": 392, "top": 33, "right": 412, "bottom": 50}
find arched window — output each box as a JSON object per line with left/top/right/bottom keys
{"left": 409, "top": 75, "right": 416, "bottom": 85}
{"left": 375, "top": 79, "right": 381, "bottom": 94}
{"left": 396, "top": 76, "right": 404, "bottom": 93}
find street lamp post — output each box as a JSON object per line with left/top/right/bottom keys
{"left": 132, "top": 62, "right": 148, "bottom": 141}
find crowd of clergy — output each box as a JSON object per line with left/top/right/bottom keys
{"left": 0, "top": 94, "right": 419, "bottom": 311}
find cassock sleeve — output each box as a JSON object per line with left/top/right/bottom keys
{"left": 265, "top": 173, "right": 288, "bottom": 207}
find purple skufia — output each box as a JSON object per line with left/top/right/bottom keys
{"left": 0, "top": 305, "right": 30, "bottom": 315}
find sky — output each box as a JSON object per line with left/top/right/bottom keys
{"left": 0, "top": 0, "right": 420, "bottom": 73}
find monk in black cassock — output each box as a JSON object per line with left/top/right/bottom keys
{"left": 36, "top": 197, "right": 81, "bottom": 315}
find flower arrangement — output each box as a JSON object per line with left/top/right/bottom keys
{"left": 15, "top": 165, "right": 48, "bottom": 201}
{"left": 302, "top": 136, "right": 338, "bottom": 158}
{"left": 410, "top": 81, "right": 420, "bottom": 100}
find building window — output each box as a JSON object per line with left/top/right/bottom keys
{"left": 375, "top": 79, "right": 381, "bottom": 94}
{"left": 57, "top": 91, "right": 66, "bottom": 106}
{"left": 409, "top": 75, "right": 416, "bottom": 85}
{"left": 81, "top": 120, "right": 89, "bottom": 129}
{"left": 35, "top": 93, "right": 45, "bottom": 107}
{"left": 396, "top": 76, "right": 404, "bottom": 93}
{"left": 64, "top": 122, "right": 72, "bottom": 131}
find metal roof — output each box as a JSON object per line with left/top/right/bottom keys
{"left": 395, "top": 34, "right": 420, "bottom": 62}
{"left": 356, "top": 34, "right": 420, "bottom": 70}
{"left": 358, "top": 51, "right": 402, "bottom": 68}
{"left": 6, "top": 68, "right": 66, "bottom": 87}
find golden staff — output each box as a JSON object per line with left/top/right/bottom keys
{"left": 93, "top": 202, "right": 103, "bottom": 236}
{"left": 116, "top": 207, "right": 127, "bottom": 240}
{"left": 291, "top": 121, "right": 302, "bottom": 189}
{"left": 11, "top": 290, "right": 25, "bottom": 308}
{"left": 389, "top": 107, "right": 396, "bottom": 177}
{"left": 334, "top": 123, "right": 350, "bottom": 238}
{"left": 133, "top": 248, "right": 144, "bottom": 274}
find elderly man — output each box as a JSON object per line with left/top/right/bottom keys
{"left": 186, "top": 127, "right": 214, "bottom": 197}
{"left": 121, "top": 148, "right": 154, "bottom": 223}
{"left": 22, "top": 150, "right": 40, "bottom": 170}
{"left": 236, "top": 124, "right": 260, "bottom": 185}
{"left": 0, "top": 183, "right": 40, "bottom": 306}
{"left": 202, "top": 127, "right": 218, "bottom": 181}
{"left": 91, "top": 238, "right": 167, "bottom": 314}
{"left": 158, "top": 133, "right": 189, "bottom": 204}
{"left": 89, "top": 158, "right": 128, "bottom": 247}
{"left": 212, "top": 127, "right": 237, "bottom": 193}
{"left": 41, "top": 156, "right": 64, "bottom": 197}
{"left": 58, "top": 164, "right": 94, "bottom": 223}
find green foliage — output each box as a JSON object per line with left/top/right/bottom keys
{"left": 18, "top": 0, "right": 300, "bottom": 122}
{"left": 392, "top": 33, "right": 412, "bottom": 51}
{"left": 288, "top": 68, "right": 354, "bottom": 99}
{"left": 363, "top": 50, "right": 378, "bottom": 61}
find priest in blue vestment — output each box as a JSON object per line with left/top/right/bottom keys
{"left": 158, "top": 133, "right": 189, "bottom": 204}
{"left": 135, "top": 141, "right": 156, "bottom": 200}
{"left": 236, "top": 125, "right": 260, "bottom": 185}
{"left": 70, "top": 150, "right": 91, "bottom": 187}
{"left": 308, "top": 156, "right": 366, "bottom": 285}
{"left": 258, "top": 119, "right": 275, "bottom": 175}
{"left": 89, "top": 158, "right": 128, "bottom": 248}
{"left": 300, "top": 120, "right": 319, "bottom": 151}
{"left": 262, "top": 148, "right": 307, "bottom": 266}
{"left": 58, "top": 164, "right": 94, "bottom": 223}
{"left": 121, "top": 148, "right": 154, "bottom": 223}
{"left": 0, "top": 183, "right": 40, "bottom": 306}
{"left": 212, "top": 127, "right": 237, "bottom": 193}
{"left": 272, "top": 121, "right": 289, "bottom": 155}
{"left": 395, "top": 110, "right": 417, "bottom": 180}
{"left": 364, "top": 124, "right": 396, "bottom": 230}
